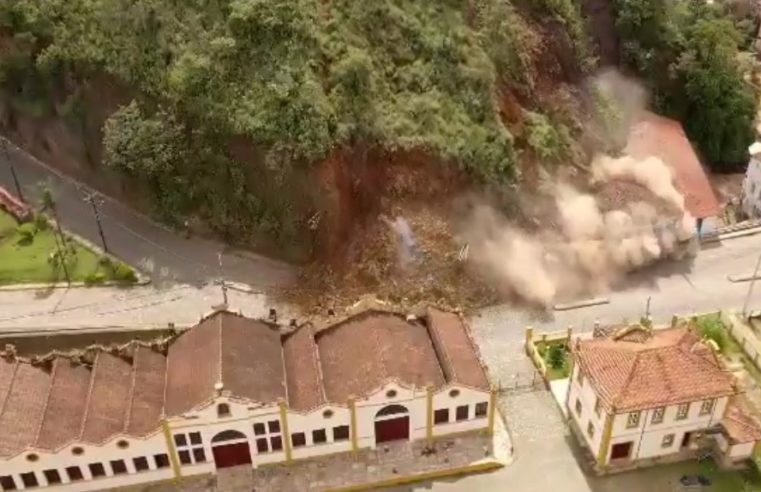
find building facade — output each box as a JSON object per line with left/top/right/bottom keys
{"left": 567, "top": 324, "right": 760, "bottom": 473}
{"left": 0, "top": 308, "right": 495, "bottom": 491}
{"left": 742, "top": 142, "right": 761, "bottom": 218}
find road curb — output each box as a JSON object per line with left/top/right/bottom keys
{"left": 715, "top": 226, "right": 761, "bottom": 242}
{"left": 727, "top": 274, "right": 761, "bottom": 283}
{"left": 553, "top": 297, "right": 610, "bottom": 311}
{"left": 0, "top": 277, "right": 151, "bottom": 292}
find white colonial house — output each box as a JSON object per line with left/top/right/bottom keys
{"left": 0, "top": 307, "right": 495, "bottom": 491}
{"left": 567, "top": 324, "right": 761, "bottom": 473}
{"left": 742, "top": 141, "right": 761, "bottom": 218}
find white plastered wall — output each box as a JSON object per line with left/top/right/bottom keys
{"left": 286, "top": 405, "right": 353, "bottom": 459}
{"left": 430, "top": 385, "right": 490, "bottom": 437}
{"left": 0, "top": 433, "right": 172, "bottom": 491}
{"left": 567, "top": 364, "right": 605, "bottom": 457}
{"left": 354, "top": 382, "right": 427, "bottom": 449}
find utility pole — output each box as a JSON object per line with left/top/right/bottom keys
{"left": 217, "top": 252, "right": 228, "bottom": 307}
{"left": 84, "top": 192, "right": 108, "bottom": 253}
{"left": 743, "top": 252, "right": 761, "bottom": 317}
{"left": 42, "top": 188, "right": 70, "bottom": 285}
{"left": 1, "top": 137, "right": 23, "bottom": 201}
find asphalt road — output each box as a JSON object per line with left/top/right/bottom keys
{"left": 0, "top": 138, "right": 295, "bottom": 287}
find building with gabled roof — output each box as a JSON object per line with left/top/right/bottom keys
{"left": 566, "top": 323, "right": 761, "bottom": 473}
{"left": 0, "top": 307, "right": 494, "bottom": 491}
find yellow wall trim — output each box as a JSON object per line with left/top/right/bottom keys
{"left": 487, "top": 388, "right": 497, "bottom": 436}
{"left": 278, "top": 400, "right": 293, "bottom": 463}
{"left": 426, "top": 385, "right": 434, "bottom": 440}
{"left": 597, "top": 413, "right": 614, "bottom": 467}
{"left": 349, "top": 396, "right": 358, "bottom": 452}
{"left": 325, "top": 460, "right": 503, "bottom": 492}
{"left": 160, "top": 419, "right": 182, "bottom": 480}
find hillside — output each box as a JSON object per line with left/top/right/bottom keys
{"left": 0, "top": 0, "right": 757, "bottom": 309}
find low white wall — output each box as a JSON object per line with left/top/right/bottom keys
{"left": 730, "top": 442, "right": 755, "bottom": 458}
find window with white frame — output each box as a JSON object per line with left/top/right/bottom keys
{"left": 577, "top": 368, "right": 585, "bottom": 386}
{"left": 661, "top": 434, "right": 675, "bottom": 448}
{"left": 174, "top": 432, "right": 206, "bottom": 465}
{"left": 253, "top": 420, "right": 283, "bottom": 453}
{"left": 626, "top": 411, "right": 641, "bottom": 428}
{"left": 586, "top": 421, "right": 594, "bottom": 438}
{"left": 594, "top": 398, "right": 601, "bottom": 417}
{"left": 575, "top": 398, "right": 582, "bottom": 416}
{"left": 676, "top": 403, "right": 690, "bottom": 420}
{"left": 699, "top": 399, "right": 715, "bottom": 416}
{"left": 651, "top": 406, "right": 665, "bottom": 424}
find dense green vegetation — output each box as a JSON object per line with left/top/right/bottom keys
{"left": 0, "top": 0, "right": 589, "bottom": 247}
{"left": 612, "top": 0, "right": 758, "bottom": 169}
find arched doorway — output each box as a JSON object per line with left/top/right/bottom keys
{"left": 374, "top": 404, "right": 410, "bottom": 444}
{"left": 211, "top": 430, "right": 251, "bottom": 468}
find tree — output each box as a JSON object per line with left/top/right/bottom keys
{"left": 547, "top": 343, "right": 566, "bottom": 370}
{"left": 40, "top": 186, "right": 71, "bottom": 284}
{"left": 677, "top": 18, "right": 756, "bottom": 167}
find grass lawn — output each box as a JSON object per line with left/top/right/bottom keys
{"left": 0, "top": 210, "right": 134, "bottom": 285}
{"left": 536, "top": 340, "right": 571, "bottom": 380}
{"left": 590, "top": 459, "right": 761, "bottom": 492}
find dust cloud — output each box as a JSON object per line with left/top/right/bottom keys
{"left": 463, "top": 155, "right": 697, "bottom": 307}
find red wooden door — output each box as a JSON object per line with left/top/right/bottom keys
{"left": 375, "top": 416, "right": 410, "bottom": 444}
{"left": 212, "top": 442, "right": 252, "bottom": 468}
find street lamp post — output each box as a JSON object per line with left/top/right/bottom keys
{"left": 85, "top": 192, "right": 109, "bottom": 253}
{"left": 2, "top": 138, "right": 24, "bottom": 201}
{"left": 743, "top": 251, "right": 761, "bottom": 317}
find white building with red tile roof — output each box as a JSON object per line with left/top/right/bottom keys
{"left": 0, "top": 307, "right": 494, "bottom": 491}
{"left": 567, "top": 323, "right": 761, "bottom": 473}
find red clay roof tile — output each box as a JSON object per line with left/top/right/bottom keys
{"left": 80, "top": 353, "right": 132, "bottom": 443}
{"left": 625, "top": 111, "right": 720, "bottom": 218}
{"left": 283, "top": 325, "right": 326, "bottom": 412}
{"left": 426, "top": 308, "right": 489, "bottom": 390}
{"left": 126, "top": 347, "right": 167, "bottom": 436}
{"left": 0, "top": 362, "right": 52, "bottom": 457}
{"left": 35, "top": 359, "right": 92, "bottom": 450}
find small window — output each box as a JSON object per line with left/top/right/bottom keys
{"left": 253, "top": 423, "right": 266, "bottom": 435}
{"left": 577, "top": 368, "right": 585, "bottom": 386}
{"left": 189, "top": 432, "right": 202, "bottom": 445}
{"left": 270, "top": 436, "right": 283, "bottom": 451}
{"left": 386, "top": 389, "right": 397, "bottom": 398}
{"left": 475, "top": 402, "right": 488, "bottom": 418}
{"left": 323, "top": 409, "right": 334, "bottom": 419}
{"left": 449, "top": 389, "right": 460, "bottom": 398}
{"left": 26, "top": 453, "right": 38, "bottom": 462}
{"left": 313, "top": 428, "right": 327, "bottom": 444}
{"left": 133, "top": 457, "right": 149, "bottom": 472}
{"left": 174, "top": 434, "right": 187, "bottom": 447}
{"left": 20, "top": 473, "right": 37, "bottom": 488}
{"left": 586, "top": 421, "right": 594, "bottom": 438}
{"left": 217, "top": 403, "right": 231, "bottom": 418}
{"left": 333, "top": 425, "right": 350, "bottom": 441}
{"left": 178, "top": 450, "right": 192, "bottom": 465}
{"left": 43, "top": 469, "right": 61, "bottom": 485}
{"left": 662, "top": 434, "right": 675, "bottom": 448}
{"left": 111, "top": 460, "right": 127, "bottom": 475}
{"left": 116, "top": 439, "right": 129, "bottom": 449}
{"left": 89, "top": 463, "right": 106, "bottom": 478}
{"left": 434, "top": 408, "right": 449, "bottom": 425}
{"left": 65, "top": 467, "right": 83, "bottom": 482}
{"left": 268, "top": 420, "right": 281, "bottom": 433}
{"left": 651, "top": 407, "right": 665, "bottom": 424}
{"left": 594, "top": 398, "right": 601, "bottom": 417}
{"left": 192, "top": 448, "right": 206, "bottom": 463}
{"left": 256, "top": 437, "right": 269, "bottom": 453}
{"left": 626, "top": 411, "right": 641, "bottom": 428}
{"left": 154, "top": 454, "right": 170, "bottom": 469}
{"left": 72, "top": 446, "right": 84, "bottom": 456}
{"left": 0, "top": 476, "right": 16, "bottom": 491}
{"left": 677, "top": 403, "right": 690, "bottom": 420}
{"left": 291, "top": 433, "right": 306, "bottom": 447}
{"left": 700, "top": 399, "right": 715, "bottom": 416}
{"left": 575, "top": 398, "right": 582, "bottom": 416}
{"left": 456, "top": 405, "right": 469, "bottom": 421}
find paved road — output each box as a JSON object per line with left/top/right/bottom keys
{"left": 0, "top": 138, "right": 296, "bottom": 287}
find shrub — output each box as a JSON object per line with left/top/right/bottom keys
{"left": 33, "top": 213, "right": 49, "bottom": 231}
{"left": 16, "top": 222, "right": 36, "bottom": 243}
{"left": 697, "top": 315, "right": 726, "bottom": 351}
{"left": 547, "top": 343, "right": 567, "bottom": 370}
{"left": 98, "top": 256, "right": 113, "bottom": 269}
{"left": 84, "top": 271, "right": 106, "bottom": 286}
{"left": 113, "top": 263, "right": 137, "bottom": 283}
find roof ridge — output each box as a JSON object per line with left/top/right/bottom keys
{"left": 307, "top": 325, "right": 329, "bottom": 404}
{"left": 218, "top": 312, "right": 224, "bottom": 387}
{"left": 32, "top": 358, "right": 59, "bottom": 446}
{"left": 161, "top": 338, "right": 170, "bottom": 419}
{"left": 280, "top": 332, "right": 289, "bottom": 406}
{"left": 123, "top": 346, "right": 140, "bottom": 434}
{"left": 78, "top": 352, "right": 100, "bottom": 440}
{"left": 372, "top": 318, "right": 389, "bottom": 381}
{"left": 613, "top": 351, "right": 643, "bottom": 409}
